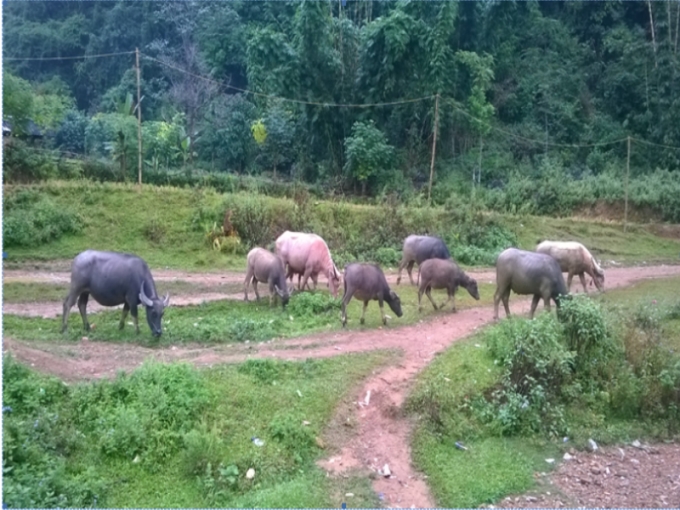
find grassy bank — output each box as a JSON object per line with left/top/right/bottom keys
{"left": 2, "top": 350, "right": 397, "bottom": 508}
{"left": 3, "top": 181, "right": 680, "bottom": 272}
{"left": 406, "top": 276, "right": 680, "bottom": 507}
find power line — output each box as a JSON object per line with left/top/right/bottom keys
{"left": 4, "top": 51, "right": 135, "bottom": 62}
{"left": 142, "top": 53, "right": 435, "bottom": 108}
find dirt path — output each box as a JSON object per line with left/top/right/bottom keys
{"left": 4, "top": 264, "right": 680, "bottom": 508}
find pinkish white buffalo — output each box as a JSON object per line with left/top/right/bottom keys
{"left": 535, "top": 240, "right": 605, "bottom": 293}
{"left": 243, "top": 247, "right": 293, "bottom": 308}
{"left": 274, "top": 231, "right": 342, "bottom": 297}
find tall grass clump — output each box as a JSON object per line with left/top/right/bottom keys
{"left": 3, "top": 188, "right": 84, "bottom": 247}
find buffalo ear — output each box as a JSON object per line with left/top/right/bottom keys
{"left": 163, "top": 293, "right": 170, "bottom": 307}
{"left": 139, "top": 282, "right": 153, "bottom": 307}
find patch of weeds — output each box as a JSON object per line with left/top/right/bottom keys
{"left": 142, "top": 217, "right": 167, "bottom": 244}
{"left": 287, "top": 292, "right": 340, "bottom": 318}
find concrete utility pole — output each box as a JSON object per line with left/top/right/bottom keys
{"left": 136, "top": 48, "right": 143, "bottom": 187}
{"left": 427, "top": 94, "right": 440, "bottom": 207}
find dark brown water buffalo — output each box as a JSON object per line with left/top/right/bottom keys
{"left": 494, "top": 248, "right": 569, "bottom": 320}
{"left": 417, "top": 258, "right": 480, "bottom": 312}
{"left": 397, "top": 235, "right": 451, "bottom": 285}
{"left": 536, "top": 240, "right": 605, "bottom": 293}
{"left": 243, "top": 247, "right": 292, "bottom": 308}
{"left": 61, "top": 250, "right": 170, "bottom": 337}
{"left": 341, "top": 263, "right": 403, "bottom": 327}
{"left": 275, "top": 230, "right": 341, "bottom": 297}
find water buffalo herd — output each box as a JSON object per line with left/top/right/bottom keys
{"left": 61, "top": 232, "right": 604, "bottom": 336}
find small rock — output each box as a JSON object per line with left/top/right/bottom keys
{"left": 246, "top": 468, "right": 255, "bottom": 479}
{"left": 381, "top": 464, "right": 391, "bottom": 477}
{"left": 631, "top": 439, "right": 642, "bottom": 448}
{"left": 563, "top": 453, "right": 574, "bottom": 461}
{"left": 345, "top": 493, "right": 354, "bottom": 498}
{"left": 302, "top": 420, "right": 310, "bottom": 426}
{"left": 81, "top": 336, "right": 89, "bottom": 342}
{"left": 526, "top": 496, "right": 537, "bottom": 502}
{"left": 630, "top": 458, "right": 640, "bottom": 465}
{"left": 545, "top": 458, "right": 555, "bottom": 464}
{"left": 315, "top": 437, "right": 326, "bottom": 449}
{"left": 132, "top": 455, "right": 140, "bottom": 464}
{"left": 588, "top": 438, "right": 598, "bottom": 452}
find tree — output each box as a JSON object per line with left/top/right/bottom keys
{"left": 344, "top": 120, "right": 395, "bottom": 195}
{"left": 3, "top": 71, "right": 34, "bottom": 135}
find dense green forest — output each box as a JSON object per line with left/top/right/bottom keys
{"left": 3, "top": 0, "right": 680, "bottom": 206}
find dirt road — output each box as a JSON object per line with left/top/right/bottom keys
{"left": 3, "top": 264, "right": 680, "bottom": 508}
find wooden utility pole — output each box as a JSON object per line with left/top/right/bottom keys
{"left": 427, "top": 94, "right": 440, "bottom": 206}
{"left": 135, "top": 48, "right": 143, "bottom": 187}
{"left": 624, "top": 136, "right": 631, "bottom": 232}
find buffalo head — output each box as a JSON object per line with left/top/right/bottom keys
{"left": 139, "top": 282, "right": 170, "bottom": 337}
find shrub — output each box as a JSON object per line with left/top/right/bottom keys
{"left": 482, "top": 316, "right": 574, "bottom": 437}
{"left": 3, "top": 189, "right": 84, "bottom": 248}
{"left": 286, "top": 292, "right": 340, "bottom": 318}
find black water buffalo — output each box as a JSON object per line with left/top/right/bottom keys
{"left": 417, "top": 258, "right": 480, "bottom": 312}
{"left": 493, "top": 248, "right": 568, "bottom": 320}
{"left": 341, "top": 263, "right": 403, "bottom": 327}
{"left": 397, "top": 235, "right": 451, "bottom": 285}
{"left": 61, "top": 250, "right": 170, "bottom": 337}
{"left": 244, "top": 247, "right": 293, "bottom": 308}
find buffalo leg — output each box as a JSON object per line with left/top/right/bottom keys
{"left": 360, "top": 300, "right": 369, "bottom": 325}
{"left": 77, "top": 292, "right": 91, "bottom": 331}
{"left": 425, "top": 287, "right": 438, "bottom": 311}
{"left": 341, "top": 290, "right": 354, "bottom": 327}
{"left": 529, "top": 295, "right": 541, "bottom": 319}
{"left": 378, "top": 298, "right": 387, "bottom": 325}
{"left": 578, "top": 273, "right": 589, "bottom": 294}
{"left": 406, "top": 261, "right": 416, "bottom": 285}
{"left": 544, "top": 295, "right": 551, "bottom": 312}
{"left": 566, "top": 272, "right": 574, "bottom": 292}
{"left": 396, "top": 258, "right": 410, "bottom": 285}
{"left": 119, "top": 302, "right": 130, "bottom": 330}
{"left": 129, "top": 303, "right": 141, "bottom": 334}
{"left": 61, "top": 291, "right": 80, "bottom": 333}
{"left": 252, "top": 279, "right": 261, "bottom": 301}
{"left": 299, "top": 268, "right": 314, "bottom": 293}
{"left": 243, "top": 267, "right": 254, "bottom": 301}
{"left": 493, "top": 286, "right": 507, "bottom": 319}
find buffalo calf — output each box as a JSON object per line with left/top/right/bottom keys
{"left": 244, "top": 247, "right": 292, "bottom": 308}
{"left": 342, "top": 263, "right": 403, "bottom": 327}
{"left": 417, "top": 258, "right": 480, "bottom": 312}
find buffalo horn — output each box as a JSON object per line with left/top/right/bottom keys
{"left": 163, "top": 292, "right": 170, "bottom": 307}
{"left": 139, "top": 282, "right": 153, "bottom": 307}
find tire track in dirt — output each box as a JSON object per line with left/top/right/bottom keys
{"left": 4, "top": 264, "right": 680, "bottom": 508}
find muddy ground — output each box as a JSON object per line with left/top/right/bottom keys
{"left": 3, "top": 264, "right": 680, "bottom": 508}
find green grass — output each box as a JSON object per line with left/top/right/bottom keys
{"left": 508, "top": 213, "right": 680, "bottom": 265}
{"left": 2, "top": 281, "right": 242, "bottom": 304}
{"left": 3, "top": 181, "right": 247, "bottom": 271}
{"left": 406, "top": 278, "right": 680, "bottom": 507}
{"left": 2, "top": 282, "right": 496, "bottom": 345}
{"left": 4, "top": 181, "right": 679, "bottom": 273}
{"left": 3, "top": 351, "right": 396, "bottom": 508}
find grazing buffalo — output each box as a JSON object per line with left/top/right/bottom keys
{"left": 536, "top": 240, "right": 605, "bottom": 293}
{"left": 61, "top": 250, "right": 170, "bottom": 337}
{"left": 417, "top": 258, "right": 480, "bottom": 312}
{"left": 341, "top": 263, "right": 403, "bottom": 327}
{"left": 493, "top": 248, "right": 568, "bottom": 320}
{"left": 397, "top": 235, "right": 451, "bottom": 285}
{"left": 275, "top": 231, "right": 341, "bottom": 297}
{"left": 243, "top": 247, "right": 292, "bottom": 308}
